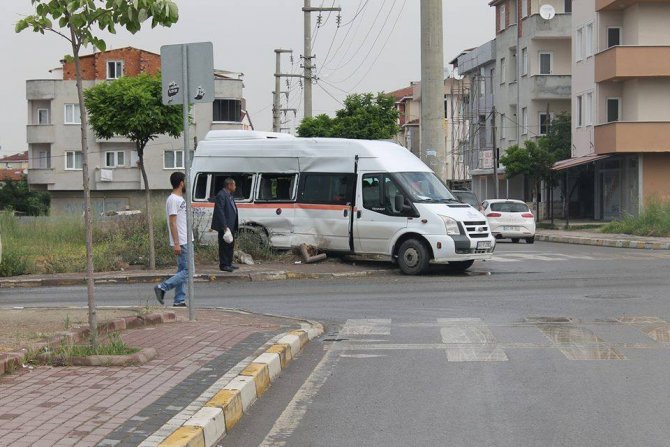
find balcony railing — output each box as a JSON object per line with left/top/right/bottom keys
{"left": 594, "top": 121, "right": 670, "bottom": 154}
{"left": 26, "top": 80, "right": 56, "bottom": 100}
{"left": 596, "top": 46, "right": 670, "bottom": 82}
{"left": 529, "top": 75, "right": 571, "bottom": 100}
{"left": 596, "top": 0, "right": 670, "bottom": 12}
{"left": 523, "top": 13, "right": 571, "bottom": 39}
{"left": 26, "top": 125, "right": 55, "bottom": 144}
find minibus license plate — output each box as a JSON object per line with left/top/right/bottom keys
{"left": 477, "top": 241, "right": 492, "bottom": 250}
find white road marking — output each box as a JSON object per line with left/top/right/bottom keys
{"left": 339, "top": 319, "right": 391, "bottom": 336}
{"left": 339, "top": 353, "right": 387, "bottom": 359}
{"left": 440, "top": 319, "right": 509, "bottom": 362}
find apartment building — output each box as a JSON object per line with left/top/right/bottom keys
{"left": 568, "top": 0, "right": 670, "bottom": 220}
{"left": 0, "top": 151, "right": 29, "bottom": 172}
{"left": 26, "top": 47, "right": 252, "bottom": 215}
{"left": 451, "top": 40, "right": 498, "bottom": 200}
{"left": 389, "top": 78, "right": 470, "bottom": 186}
{"left": 489, "top": 0, "right": 573, "bottom": 203}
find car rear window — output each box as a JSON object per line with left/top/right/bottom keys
{"left": 490, "top": 202, "right": 529, "bottom": 213}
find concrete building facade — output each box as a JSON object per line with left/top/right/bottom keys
{"left": 488, "top": 0, "right": 573, "bottom": 205}
{"left": 26, "top": 47, "right": 252, "bottom": 215}
{"left": 568, "top": 0, "right": 670, "bottom": 220}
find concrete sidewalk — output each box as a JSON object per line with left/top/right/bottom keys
{"left": 536, "top": 229, "right": 670, "bottom": 250}
{"left": 0, "top": 309, "right": 315, "bottom": 447}
{"left": 0, "top": 260, "right": 396, "bottom": 289}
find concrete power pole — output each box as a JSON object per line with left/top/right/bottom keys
{"left": 303, "top": 0, "right": 341, "bottom": 119}
{"left": 273, "top": 49, "right": 292, "bottom": 132}
{"left": 420, "top": 0, "right": 447, "bottom": 181}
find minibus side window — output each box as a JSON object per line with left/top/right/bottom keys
{"left": 193, "top": 173, "right": 209, "bottom": 201}
{"left": 299, "top": 173, "right": 355, "bottom": 205}
{"left": 362, "top": 174, "right": 409, "bottom": 216}
{"left": 257, "top": 174, "right": 297, "bottom": 202}
{"left": 210, "top": 173, "right": 254, "bottom": 201}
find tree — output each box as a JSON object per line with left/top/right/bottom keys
{"left": 0, "top": 177, "right": 50, "bottom": 216}
{"left": 500, "top": 140, "right": 554, "bottom": 221}
{"left": 297, "top": 93, "right": 400, "bottom": 140}
{"left": 84, "top": 73, "right": 182, "bottom": 270}
{"left": 16, "top": 0, "right": 179, "bottom": 346}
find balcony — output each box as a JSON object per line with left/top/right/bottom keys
{"left": 594, "top": 121, "right": 670, "bottom": 154}
{"left": 524, "top": 13, "right": 571, "bottom": 39}
{"left": 26, "top": 80, "right": 56, "bottom": 100}
{"left": 27, "top": 169, "right": 55, "bottom": 186}
{"left": 26, "top": 125, "right": 55, "bottom": 144}
{"left": 597, "top": 0, "right": 670, "bottom": 12}
{"left": 94, "top": 167, "right": 141, "bottom": 190}
{"left": 529, "top": 75, "right": 571, "bottom": 100}
{"left": 596, "top": 46, "right": 670, "bottom": 82}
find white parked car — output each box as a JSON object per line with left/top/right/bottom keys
{"left": 482, "top": 199, "right": 536, "bottom": 244}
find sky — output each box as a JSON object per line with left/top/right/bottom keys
{"left": 0, "top": 1, "right": 494, "bottom": 156}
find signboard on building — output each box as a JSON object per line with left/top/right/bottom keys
{"left": 481, "top": 150, "right": 494, "bottom": 169}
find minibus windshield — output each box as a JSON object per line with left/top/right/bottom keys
{"left": 394, "top": 172, "right": 457, "bottom": 204}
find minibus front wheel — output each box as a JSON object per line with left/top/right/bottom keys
{"left": 397, "top": 238, "right": 431, "bottom": 275}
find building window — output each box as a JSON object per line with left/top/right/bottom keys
{"left": 585, "top": 92, "right": 593, "bottom": 126}
{"left": 608, "top": 27, "right": 621, "bottom": 48}
{"left": 564, "top": 0, "right": 572, "bottom": 13}
{"left": 37, "top": 109, "right": 49, "bottom": 125}
{"left": 106, "top": 61, "right": 123, "bottom": 80}
{"left": 510, "top": 49, "right": 517, "bottom": 82}
{"left": 539, "top": 52, "right": 552, "bottom": 75}
{"left": 521, "top": 48, "right": 528, "bottom": 76}
{"left": 164, "top": 150, "right": 184, "bottom": 169}
{"left": 539, "top": 113, "right": 551, "bottom": 135}
{"left": 489, "top": 68, "right": 495, "bottom": 93}
{"left": 479, "top": 67, "right": 486, "bottom": 97}
{"left": 607, "top": 98, "right": 621, "bottom": 122}
{"left": 64, "top": 103, "right": 81, "bottom": 124}
{"left": 500, "top": 114, "right": 507, "bottom": 140}
{"left": 500, "top": 58, "right": 506, "bottom": 83}
{"left": 577, "top": 95, "right": 583, "bottom": 127}
{"left": 521, "top": 0, "right": 528, "bottom": 18}
{"left": 499, "top": 2, "right": 506, "bottom": 32}
{"left": 104, "top": 151, "right": 126, "bottom": 168}
{"left": 478, "top": 115, "right": 487, "bottom": 149}
{"left": 521, "top": 107, "right": 528, "bottom": 135}
{"left": 65, "top": 151, "right": 82, "bottom": 170}
{"left": 32, "top": 148, "right": 51, "bottom": 169}
{"left": 585, "top": 23, "right": 594, "bottom": 57}
{"left": 509, "top": 0, "right": 517, "bottom": 25}
{"left": 576, "top": 27, "right": 583, "bottom": 61}
{"left": 213, "top": 99, "right": 242, "bottom": 122}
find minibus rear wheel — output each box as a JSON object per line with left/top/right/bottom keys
{"left": 397, "top": 238, "right": 431, "bottom": 275}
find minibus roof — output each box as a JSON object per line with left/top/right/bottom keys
{"left": 194, "top": 133, "right": 431, "bottom": 174}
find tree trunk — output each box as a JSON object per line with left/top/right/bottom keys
{"left": 535, "top": 179, "right": 540, "bottom": 223}
{"left": 70, "top": 31, "right": 97, "bottom": 347}
{"left": 138, "top": 145, "right": 156, "bottom": 270}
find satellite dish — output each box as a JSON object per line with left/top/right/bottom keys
{"left": 540, "top": 4, "right": 556, "bottom": 20}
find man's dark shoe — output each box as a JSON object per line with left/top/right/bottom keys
{"left": 153, "top": 285, "right": 165, "bottom": 305}
{"left": 231, "top": 265, "right": 240, "bottom": 270}
{"left": 221, "top": 266, "right": 235, "bottom": 272}
{"left": 173, "top": 302, "right": 186, "bottom": 307}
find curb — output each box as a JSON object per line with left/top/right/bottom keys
{"left": 0, "top": 269, "right": 394, "bottom": 289}
{"left": 153, "top": 324, "right": 323, "bottom": 447}
{"left": 536, "top": 234, "right": 670, "bottom": 250}
{"left": 0, "top": 311, "right": 176, "bottom": 376}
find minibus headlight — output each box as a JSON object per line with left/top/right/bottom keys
{"left": 440, "top": 216, "right": 461, "bottom": 235}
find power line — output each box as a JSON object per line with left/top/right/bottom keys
{"left": 316, "top": 82, "right": 344, "bottom": 106}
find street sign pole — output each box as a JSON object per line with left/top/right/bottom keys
{"left": 181, "top": 45, "right": 195, "bottom": 322}
{"left": 162, "top": 42, "right": 214, "bottom": 323}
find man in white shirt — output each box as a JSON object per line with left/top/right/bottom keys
{"left": 154, "top": 172, "right": 189, "bottom": 307}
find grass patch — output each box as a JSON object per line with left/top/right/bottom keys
{"left": 601, "top": 199, "right": 670, "bottom": 237}
{"left": 56, "top": 333, "right": 139, "bottom": 357}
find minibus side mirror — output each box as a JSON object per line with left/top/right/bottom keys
{"left": 394, "top": 194, "right": 405, "bottom": 214}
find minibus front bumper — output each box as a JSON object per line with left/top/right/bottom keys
{"left": 424, "top": 234, "right": 496, "bottom": 263}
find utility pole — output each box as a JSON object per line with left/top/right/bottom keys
{"left": 420, "top": 0, "right": 446, "bottom": 180}
{"left": 273, "top": 49, "right": 292, "bottom": 132}
{"left": 492, "top": 105, "right": 499, "bottom": 199}
{"left": 303, "top": 0, "right": 341, "bottom": 118}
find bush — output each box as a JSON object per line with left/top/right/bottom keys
{"left": 601, "top": 199, "right": 670, "bottom": 237}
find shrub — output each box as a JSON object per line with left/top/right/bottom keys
{"left": 601, "top": 199, "right": 670, "bottom": 237}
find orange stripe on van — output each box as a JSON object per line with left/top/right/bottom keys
{"left": 192, "top": 202, "right": 350, "bottom": 211}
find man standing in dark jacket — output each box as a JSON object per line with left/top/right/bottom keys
{"left": 211, "top": 178, "right": 239, "bottom": 272}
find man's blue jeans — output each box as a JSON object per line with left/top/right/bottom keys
{"left": 159, "top": 244, "right": 189, "bottom": 305}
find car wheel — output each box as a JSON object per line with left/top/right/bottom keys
{"left": 526, "top": 237, "right": 535, "bottom": 244}
{"left": 511, "top": 238, "right": 520, "bottom": 243}
{"left": 397, "top": 238, "right": 431, "bottom": 275}
{"left": 448, "top": 260, "right": 475, "bottom": 273}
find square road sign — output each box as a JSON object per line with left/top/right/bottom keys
{"left": 161, "top": 42, "right": 214, "bottom": 105}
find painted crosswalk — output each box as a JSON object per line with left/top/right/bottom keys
{"left": 489, "top": 250, "right": 670, "bottom": 263}
{"left": 334, "top": 317, "right": 670, "bottom": 362}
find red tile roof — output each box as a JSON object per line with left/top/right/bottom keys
{"left": 388, "top": 86, "right": 414, "bottom": 101}
{"left": 0, "top": 151, "right": 28, "bottom": 163}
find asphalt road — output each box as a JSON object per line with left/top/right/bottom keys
{"left": 3, "top": 241, "right": 670, "bottom": 446}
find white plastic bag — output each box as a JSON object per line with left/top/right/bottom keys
{"left": 223, "top": 228, "right": 234, "bottom": 244}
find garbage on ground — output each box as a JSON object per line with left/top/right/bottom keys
{"left": 235, "top": 250, "right": 255, "bottom": 265}
{"left": 299, "top": 244, "right": 327, "bottom": 264}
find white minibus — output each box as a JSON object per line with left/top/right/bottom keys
{"left": 191, "top": 131, "right": 495, "bottom": 275}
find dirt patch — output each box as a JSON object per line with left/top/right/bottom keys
{"left": 0, "top": 307, "right": 162, "bottom": 354}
